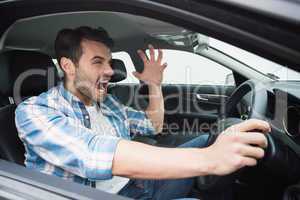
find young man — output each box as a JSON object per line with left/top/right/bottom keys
{"left": 15, "top": 26, "right": 270, "bottom": 199}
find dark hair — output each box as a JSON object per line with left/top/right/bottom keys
{"left": 54, "top": 26, "right": 114, "bottom": 66}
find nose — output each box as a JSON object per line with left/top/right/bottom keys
{"left": 103, "top": 62, "right": 114, "bottom": 77}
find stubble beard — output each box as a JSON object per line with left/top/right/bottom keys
{"left": 74, "top": 72, "right": 106, "bottom": 104}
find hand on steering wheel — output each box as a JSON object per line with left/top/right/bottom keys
{"left": 197, "top": 80, "right": 275, "bottom": 190}
{"left": 205, "top": 119, "right": 270, "bottom": 176}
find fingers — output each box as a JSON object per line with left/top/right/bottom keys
{"left": 137, "top": 50, "right": 148, "bottom": 63}
{"left": 229, "top": 119, "right": 271, "bottom": 133}
{"left": 148, "top": 44, "right": 155, "bottom": 62}
{"left": 232, "top": 146, "right": 263, "bottom": 169}
{"left": 235, "top": 143, "right": 265, "bottom": 159}
{"left": 157, "top": 48, "right": 163, "bottom": 63}
{"left": 241, "top": 157, "right": 258, "bottom": 167}
{"left": 233, "top": 132, "right": 268, "bottom": 148}
{"left": 137, "top": 45, "right": 167, "bottom": 71}
{"left": 137, "top": 44, "right": 162, "bottom": 63}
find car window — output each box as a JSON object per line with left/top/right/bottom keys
{"left": 209, "top": 38, "right": 300, "bottom": 81}
{"left": 147, "top": 49, "right": 235, "bottom": 85}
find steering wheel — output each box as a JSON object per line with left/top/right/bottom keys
{"left": 224, "top": 79, "right": 268, "bottom": 119}
{"left": 196, "top": 79, "right": 276, "bottom": 190}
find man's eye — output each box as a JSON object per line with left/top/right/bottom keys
{"left": 93, "top": 61, "right": 103, "bottom": 64}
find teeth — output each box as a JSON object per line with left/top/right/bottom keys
{"left": 100, "top": 83, "right": 105, "bottom": 90}
{"left": 98, "top": 81, "right": 107, "bottom": 91}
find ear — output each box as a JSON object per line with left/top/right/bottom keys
{"left": 60, "top": 57, "right": 76, "bottom": 78}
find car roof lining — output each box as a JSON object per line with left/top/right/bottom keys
{"left": 2, "top": 11, "right": 190, "bottom": 57}
{"left": 0, "top": 0, "right": 299, "bottom": 72}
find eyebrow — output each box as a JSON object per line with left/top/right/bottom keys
{"left": 91, "top": 56, "right": 105, "bottom": 61}
{"left": 91, "top": 56, "right": 113, "bottom": 62}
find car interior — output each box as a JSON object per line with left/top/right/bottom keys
{"left": 0, "top": 8, "right": 300, "bottom": 200}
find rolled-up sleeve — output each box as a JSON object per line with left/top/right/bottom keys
{"left": 125, "top": 106, "right": 156, "bottom": 136}
{"left": 15, "top": 100, "right": 121, "bottom": 180}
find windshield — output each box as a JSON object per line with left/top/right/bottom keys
{"left": 209, "top": 38, "right": 300, "bottom": 81}
{"left": 152, "top": 29, "right": 300, "bottom": 81}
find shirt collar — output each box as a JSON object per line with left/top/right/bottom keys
{"left": 58, "top": 82, "right": 82, "bottom": 105}
{"left": 58, "top": 82, "right": 114, "bottom": 115}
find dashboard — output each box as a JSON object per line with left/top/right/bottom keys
{"left": 237, "top": 80, "right": 300, "bottom": 150}
{"left": 282, "top": 96, "right": 300, "bottom": 139}
{"left": 194, "top": 80, "right": 300, "bottom": 199}
{"left": 266, "top": 81, "right": 300, "bottom": 144}
{"left": 228, "top": 80, "right": 300, "bottom": 197}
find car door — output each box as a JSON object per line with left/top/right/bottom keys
{"left": 0, "top": 159, "right": 128, "bottom": 200}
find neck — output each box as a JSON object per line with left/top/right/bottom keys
{"left": 64, "top": 80, "right": 93, "bottom": 106}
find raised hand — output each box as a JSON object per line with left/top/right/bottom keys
{"left": 133, "top": 44, "right": 167, "bottom": 86}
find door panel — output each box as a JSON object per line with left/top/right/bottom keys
{"left": 109, "top": 83, "right": 235, "bottom": 135}
{"left": 162, "top": 84, "right": 235, "bottom": 134}
{"left": 108, "top": 83, "right": 235, "bottom": 146}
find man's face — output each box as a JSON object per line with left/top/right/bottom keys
{"left": 73, "top": 39, "right": 114, "bottom": 103}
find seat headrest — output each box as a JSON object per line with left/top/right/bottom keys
{"left": 0, "top": 50, "right": 59, "bottom": 102}
{"left": 110, "top": 59, "right": 127, "bottom": 82}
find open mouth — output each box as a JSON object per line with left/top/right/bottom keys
{"left": 97, "top": 80, "right": 109, "bottom": 92}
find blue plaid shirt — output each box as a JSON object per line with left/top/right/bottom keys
{"left": 15, "top": 83, "right": 155, "bottom": 186}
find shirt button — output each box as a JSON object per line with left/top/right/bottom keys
{"left": 85, "top": 115, "right": 89, "bottom": 119}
